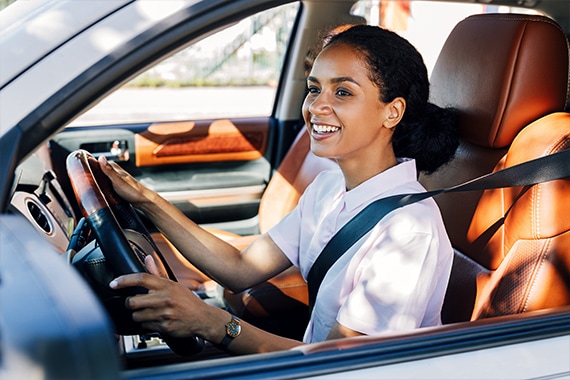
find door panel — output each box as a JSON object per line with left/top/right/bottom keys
{"left": 135, "top": 118, "right": 269, "bottom": 166}
{"left": 51, "top": 116, "right": 273, "bottom": 235}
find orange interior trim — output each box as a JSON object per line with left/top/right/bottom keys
{"left": 135, "top": 119, "right": 269, "bottom": 167}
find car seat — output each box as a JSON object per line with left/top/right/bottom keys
{"left": 420, "top": 13, "right": 570, "bottom": 323}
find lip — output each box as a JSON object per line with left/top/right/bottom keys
{"left": 313, "top": 124, "right": 340, "bottom": 133}
{"left": 309, "top": 121, "right": 341, "bottom": 140}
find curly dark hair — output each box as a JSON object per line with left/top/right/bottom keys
{"left": 324, "top": 25, "right": 458, "bottom": 174}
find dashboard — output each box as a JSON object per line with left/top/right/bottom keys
{"left": 8, "top": 144, "right": 77, "bottom": 253}
{"left": 6, "top": 143, "right": 228, "bottom": 364}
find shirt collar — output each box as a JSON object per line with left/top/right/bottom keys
{"left": 343, "top": 158, "right": 418, "bottom": 212}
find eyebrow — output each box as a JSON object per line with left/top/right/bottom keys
{"left": 307, "top": 75, "right": 360, "bottom": 86}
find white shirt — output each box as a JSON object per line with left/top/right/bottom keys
{"left": 268, "top": 159, "right": 453, "bottom": 343}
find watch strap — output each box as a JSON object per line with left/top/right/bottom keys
{"left": 218, "top": 333, "right": 234, "bottom": 349}
{"left": 217, "top": 315, "right": 241, "bottom": 349}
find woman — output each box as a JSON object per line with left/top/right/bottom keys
{"left": 104, "top": 25, "right": 458, "bottom": 354}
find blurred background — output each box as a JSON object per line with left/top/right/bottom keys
{"left": 1, "top": 0, "right": 537, "bottom": 125}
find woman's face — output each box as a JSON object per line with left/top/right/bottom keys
{"left": 302, "top": 43, "right": 396, "bottom": 165}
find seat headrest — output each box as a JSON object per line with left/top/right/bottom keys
{"left": 430, "top": 14, "right": 570, "bottom": 148}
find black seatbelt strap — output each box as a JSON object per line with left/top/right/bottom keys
{"left": 307, "top": 149, "right": 570, "bottom": 313}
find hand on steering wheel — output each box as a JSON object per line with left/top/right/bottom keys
{"left": 66, "top": 149, "right": 203, "bottom": 356}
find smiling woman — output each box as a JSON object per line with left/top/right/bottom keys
{"left": 272, "top": 24, "right": 459, "bottom": 343}
{"left": 90, "top": 22, "right": 459, "bottom": 354}
{"left": 1, "top": 0, "right": 569, "bottom": 379}
{"left": 304, "top": 26, "right": 458, "bottom": 175}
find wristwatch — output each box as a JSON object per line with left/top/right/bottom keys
{"left": 218, "top": 315, "right": 241, "bottom": 349}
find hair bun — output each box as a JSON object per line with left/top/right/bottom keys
{"left": 393, "top": 104, "right": 459, "bottom": 174}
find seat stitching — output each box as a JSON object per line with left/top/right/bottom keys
{"left": 532, "top": 132, "right": 570, "bottom": 239}
{"left": 535, "top": 178, "right": 541, "bottom": 239}
{"left": 522, "top": 239, "right": 550, "bottom": 313}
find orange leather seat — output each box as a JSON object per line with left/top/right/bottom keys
{"left": 420, "top": 14, "right": 570, "bottom": 323}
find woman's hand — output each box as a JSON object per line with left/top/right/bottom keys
{"left": 98, "top": 155, "right": 153, "bottom": 207}
{"left": 109, "top": 256, "right": 211, "bottom": 339}
{"left": 111, "top": 257, "right": 304, "bottom": 354}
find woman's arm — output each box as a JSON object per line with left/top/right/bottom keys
{"left": 110, "top": 256, "right": 303, "bottom": 354}
{"left": 327, "top": 322, "right": 365, "bottom": 339}
{"left": 98, "top": 156, "right": 291, "bottom": 292}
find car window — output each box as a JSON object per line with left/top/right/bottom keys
{"left": 0, "top": 0, "right": 16, "bottom": 10}
{"left": 352, "top": 0, "right": 542, "bottom": 75}
{"left": 72, "top": 2, "right": 299, "bottom": 126}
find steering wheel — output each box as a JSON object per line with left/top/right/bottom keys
{"left": 66, "top": 149, "right": 204, "bottom": 356}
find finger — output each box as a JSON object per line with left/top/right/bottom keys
{"left": 98, "top": 155, "right": 112, "bottom": 174}
{"left": 187, "top": 280, "right": 205, "bottom": 291}
{"left": 130, "top": 304, "right": 196, "bottom": 338}
{"left": 108, "top": 161, "right": 129, "bottom": 177}
{"left": 99, "top": 155, "right": 128, "bottom": 178}
{"left": 98, "top": 154, "right": 108, "bottom": 166}
{"left": 109, "top": 272, "right": 159, "bottom": 290}
{"left": 145, "top": 255, "right": 161, "bottom": 276}
{"left": 130, "top": 306, "right": 164, "bottom": 322}
{"left": 125, "top": 294, "right": 158, "bottom": 311}
{"left": 125, "top": 296, "right": 134, "bottom": 310}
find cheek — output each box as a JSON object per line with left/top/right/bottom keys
{"left": 302, "top": 96, "right": 312, "bottom": 119}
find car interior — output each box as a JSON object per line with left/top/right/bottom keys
{"left": 422, "top": 13, "right": 570, "bottom": 323}
{"left": 5, "top": 0, "right": 569, "bottom": 373}
{"left": 176, "top": 12, "right": 570, "bottom": 344}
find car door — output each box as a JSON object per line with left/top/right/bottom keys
{"left": 49, "top": 3, "right": 302, "bottom": 236}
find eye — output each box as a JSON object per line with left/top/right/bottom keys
{"left": 336, "top": 88, "right": 352, "bottom": 97}
{"left": 307, "top": 85, "right": 320, "bottom": 94}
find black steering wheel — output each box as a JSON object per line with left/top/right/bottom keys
{"left": 66, "top": 149, "right": 203, "bottom": 356}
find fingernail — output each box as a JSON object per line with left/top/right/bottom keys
{"left": 109, "top": 279, "right": 118, "bottom": 288}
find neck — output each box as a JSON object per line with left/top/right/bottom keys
{"left": 338, "top": 153, "right": 398, "bottom": 191}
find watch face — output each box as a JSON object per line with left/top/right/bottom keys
{"left": 227, "top": 319, "right": 241, "bottom": 338}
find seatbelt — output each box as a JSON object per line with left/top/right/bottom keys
{"left": 307, "top": 148, "right": 570, "bottom": 313}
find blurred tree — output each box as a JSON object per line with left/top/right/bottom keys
{"left": 0, "top": 0, "right": 17, "bottom": 10}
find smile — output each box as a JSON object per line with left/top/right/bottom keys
{"left": 312, "top": 124, "right": 340, "bottom": 134}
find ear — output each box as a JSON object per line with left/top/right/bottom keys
{"left": 384, "top": 97, "right": 406, "bottom": 129}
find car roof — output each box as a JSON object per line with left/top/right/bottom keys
{"left": 0, "top": 0, "right": 132, "bottom": 88}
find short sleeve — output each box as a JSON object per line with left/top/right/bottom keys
{"left": 267, "top": 196, "right": 304, "bottom": 268}
{"left": 267, "top": 169, "right": 343, "bottom": 273}
{"left": 337, "top": 209, "right": 445, "bottom": 335}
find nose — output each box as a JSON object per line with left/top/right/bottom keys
{"left": 304, "top": 91, "right": 332, "bottom": 116}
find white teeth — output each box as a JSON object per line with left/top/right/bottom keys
{"left": 313, "top": 124, "right": 340, "bottom": 133}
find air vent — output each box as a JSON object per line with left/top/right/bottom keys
{"left": 26, "top": 200, "right": 52, "bottom": 235}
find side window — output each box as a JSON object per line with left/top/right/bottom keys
{"left": 73, "top": 3, "right": 298, "bottom": 126}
